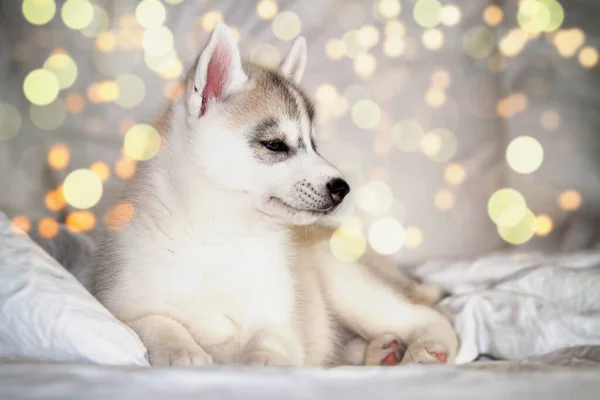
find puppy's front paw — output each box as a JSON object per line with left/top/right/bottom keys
{"left": 364, "top": 333, "right": 407, "bottom": 366}
{"left": 240, "top": 350, "right": 292, "bottom": 367}
{"left": 401, "top": 340, "right": 449, "bottom": 364}
{"left": 149, "top": 346, "right": 213, "bottom": 367}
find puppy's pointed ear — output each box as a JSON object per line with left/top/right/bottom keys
{"left": 279, "top": 37, "right": 307, "bottom": 84}
{"left": 187, "top": 23, "right": 247, "bottom": 117}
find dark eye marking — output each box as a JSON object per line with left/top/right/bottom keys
{"left": 261, "top": 139, "right": 289, "bottom": 152}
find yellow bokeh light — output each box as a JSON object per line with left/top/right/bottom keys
{"left": 517, "top": 0, "right": 550, "bottom": 34}
{"left": 383, "top": 39, "right": 405, "bottom": 57}
{"left": 115, "top": 158, "right": 137, "bottom": 180}
{"left": 413, "top": 0, "right": 442, "bottom": 29}
{"left": 497, "top": 208, "right": 536, "bottom": 245}
{"left": 553, "top": 28, "right": 585, "bottom": 57}
{"left": 48, "top": 143, "right": 70, "bottom": 170}
{"left": 483, "top": 5, "right": 503, "bottom": 26}
{"left": 578, "top": 46, "right": 599, "bottom": 68}
{"left": 66, "top": 210, "right": 96, "bottom": 233}
{"left": 23, "top": 69, "right": 60, "bottom": 106}
{"left": 404, "top": 226, "right": 423, "bottom": 249}
{"left": 422, "top": 29, "right": 444, "bottom": 50}
{"left": 62, "top": 168, "right": 103, "bottom": 209}
{"left": 358, "top": 25, "right": 380, "bottom": 49}
{"left": 30, "top": 99, "right": 66, "bottom": 131}
{"left": 434, "top": 189, "right": 455, "bottom": 211}
{"left": 61, "top": 0, "right": 94, "bottom": 30}
{"left": 444, "top": 163, "right": 466, "bottom": 185}
{"left": 116, "top": 74, "right": 146, "bottom": 108}
{"left": 368, "top": 217, "right": 405, "bottom": 255}
{"left": 164, "top": 0, "right": 185, "bottom": 4}
{"left": 23, "top": 0, "right": 56, "bottom": 26}
{"left": 343, "top": 29, "right": 368, "bottom": 59}
{"left": 316, "top": 83, "right": 338, "bottom": 106}
{"left": 506, "top": 136, "right": 543, "bottom": 174}
{"left": 96, "top": 31, "right": 117, "bottom": 52}
{"left": 497, "top": 92, "right": 528, "bottom": 118}
{"left": 421, "top": 128, "right": 457, "bottom": 162}
{"left": 257, "top": 0, "right": 278, "bottom": 20}
{"left": 463, "top": 27, "right": 496, "bottom": 60}
{"left": 441, "top": 4, "right": 461, "bottom": 27}
{"left": 90, "top": 161, "right": 111, "bottom": 182}
{"left": 330, "top": 218, "right": 367, "bottom": 262}
{"left": 81, "top": 5, "right": 110, "bottom": 38}
{"left": 487, "top": 188, "right": 526, "bottom": 224}
{"left": 392, "top": 119, "right": 424, "bottom": 152}
{"left": 499, "top": 29, "right": 530, "bottom": 57}
{"left": 558, "top": 190, "right": 582, "bottom": 211}
{"left": 356, "top": 180, "right": 394, "bottom": 215}
{"left": 325, "top": 39, "right": 346, "bottom": 60}
{"left": 142, "top": 25, "right": 174, "bottom": 57}
{"left": 202, "top": 10, "right": 224, "bottom": 31}
{"left": 351, "top": 99, "right": 381, "bottom": 129}
{"left": 43, "top": 53, "right": 78, "bottom": 90}
{"left": 45, "top": 187, "right": 66, "bottom": 212}
{"left": 353, "top": 52, "right": 377, "bottom": 78}
{"left": 374, "top": 0, "right": 402, "bottom": 19}
{"left": 272, "top": 11, "right": 301, "bottom": 41}
{"left": 124, "top": 124, "right": 162, "bottom": 161}
{"left": 496, "top": 203, "right": 528, "bottom": 228}
{"left": 425, "top": 87, "right": 446, "bottom": 107}
{"left": 0, "top": 103, "right": 22, "bottom": 142}
{"left": 385, "top": 20, "right": 405, "bottom": 38}
{"left": 535, "top": 214, "right": 553, "bottom": 236}
{"left": 135, "top": 0, "right": 166, "bottom": 29}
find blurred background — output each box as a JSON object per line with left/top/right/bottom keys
{"left": 1, "top": 0, "right": 600, "bottom": 265}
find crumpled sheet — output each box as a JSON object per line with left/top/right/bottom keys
{"left": 413, "top": 252, "right": 600, "bottom": 363}
{"left": 0, "top": 212, "right": 149, "bottom": 366}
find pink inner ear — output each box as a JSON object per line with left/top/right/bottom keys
{"left": 200, "top": 44, "right": 231, "bottom": 117}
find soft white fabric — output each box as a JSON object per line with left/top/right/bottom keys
{"left": 413, "top": 252, "right": 600, "bottom": 363}
{"left": 0, "top": 212, "right": 149, "bottom": 366}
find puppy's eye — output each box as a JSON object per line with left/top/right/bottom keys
{"left": 261, "top": 140, "right": 288, "bottom": 152}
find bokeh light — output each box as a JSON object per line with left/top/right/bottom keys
{"left": 22, "top": 0, "right": 56, "bottom": 26}
{"left": 506, "top": 136, "right": 544, "bottom": 174}
{"left": 135, "top": 0, "right": 166, "bottom": 29}
{"left": 45, "top": 186, "right": 66, "bottom": 212}
{"left": 66, "top": 210, "right": 96, "bottom": 232}
{"left": 330, "top": 217, "right": 367, "bottom": 262}
{"left": 0, "top": 103, "right": 21, "bottom": 142}
{"left": 351, "top": 99, "right": 381, "bottom": 129}
{"left": 353, "top": 52, "right": 377, "bottom": 77}
{"left": 356, "top": 180, "right": 394, "bottom": 215}
{"left": 374, "top": 0, "right": 402, "bottom": 20}
{"left": 11, "top": 216, "right": 31, "bottom": 235}
{"left": 202, "top": 10, "right": 223, "bottom": 31}
{"left": 558, "top": 190, "right": 582, "bottom": 211}
{"left": 368, "top": 217, "right": 405, "bottom": 255}
{"left": 444, "top": 163, "right": 466, "bottom": 185}
{"left": 115, "top": 157, "right": 137, "bottom": 179}
{"left": 143, "top": 25, "right": 174, "bottom": 57}
{"left": 90, "top": 161, "right": 111, "bottom": 182}
{"left": 421, "top": 128, "right": 457, "bottom": 162}
{"left": 463, "top": 27, "right": 496, "bottom": 59}
{"left": 392, "top": 119, "right": 424, "bottom": 152}
{"left": 325, "top": 39, "right": 346, "bottom": 60}
{"left": 434, "top": 189, "right": 455, "bottom": 210}
{"left": 497, "top": 208, "right": 536, "bottom": 245}
{"left": 487, "top": 188, "right": 526, "bottom": 225}
{"left": 422, "top": 29, "right": 444, "bottom": 50}
{"left": 257, "top": 0, "right": 278, "bottom": 20}
{"left": 23, "top": 69, "right": 60, "bottom": 106}
{"left": 38, "top": 217, "right": 59, "bottom": 239}
{"left": 578, "top": 46, "right": 599, "bottom": 68}
{"left": 553, "top": 28, "right": 585, "bottom": 57}
{"left": 272, "top": 11, "right": 301, "bottom": 41}
{"left": 535, "top": 214, "right": 553, "bottom": 236}
{"left": 61, "top": 0, "right": 94, "bottom": 31}
{"left": 47, "top": 143, "right": 70, "bottom": 170}
{"left": 413, "top": 0, "right": 442, "bottom": 29}
{"left": 43, "top": 53, "right": 78, "bottom": 90}
{"left": 124, "top": 124, "right": 161, "bottom": 161}
{"left": 404, "top": 226, "right": 423, "bottom": 249}
{"left": 483, "top": 5, "right": 503, "bottom": 26}
{"left": 116, "top": 74, "right": 146, "bottom": 108}
{"left": 441, "top": 4, "right": 461, "bottom": 27}
{"left": 81, "top": 5, "right": 109, "bottom": 38}
{"left": 62, "top": 169, "right": 103, "bottom": 209}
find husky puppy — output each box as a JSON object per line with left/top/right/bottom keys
{"left": 92, "top": 23, "right": 458, "bottom": 367}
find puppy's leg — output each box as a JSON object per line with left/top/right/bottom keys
{"left": 239, "top": 325, "right": 304, "bottom": 366}
{"left": 322, "top": 260, "right": 459, "bottom": 364}
{"left": 127, "top": 315, "right": 213, "bottom": 366}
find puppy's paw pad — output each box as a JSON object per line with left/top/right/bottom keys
{"left": 401, "top": 341, "right": 449, "bottom": 365}
{"left": 365, "top": 334, "right": 406, "bottom": 366}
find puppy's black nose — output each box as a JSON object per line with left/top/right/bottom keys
{"left": 327, "top": 178, "right": 350, "bottom": 205}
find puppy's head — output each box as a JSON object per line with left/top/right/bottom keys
{"left": 183, "top": 23, "right": 349, "bottom": 225}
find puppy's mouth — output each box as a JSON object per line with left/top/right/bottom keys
{"left": 267, "top": 197, "right": 337, "bottom": 216}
